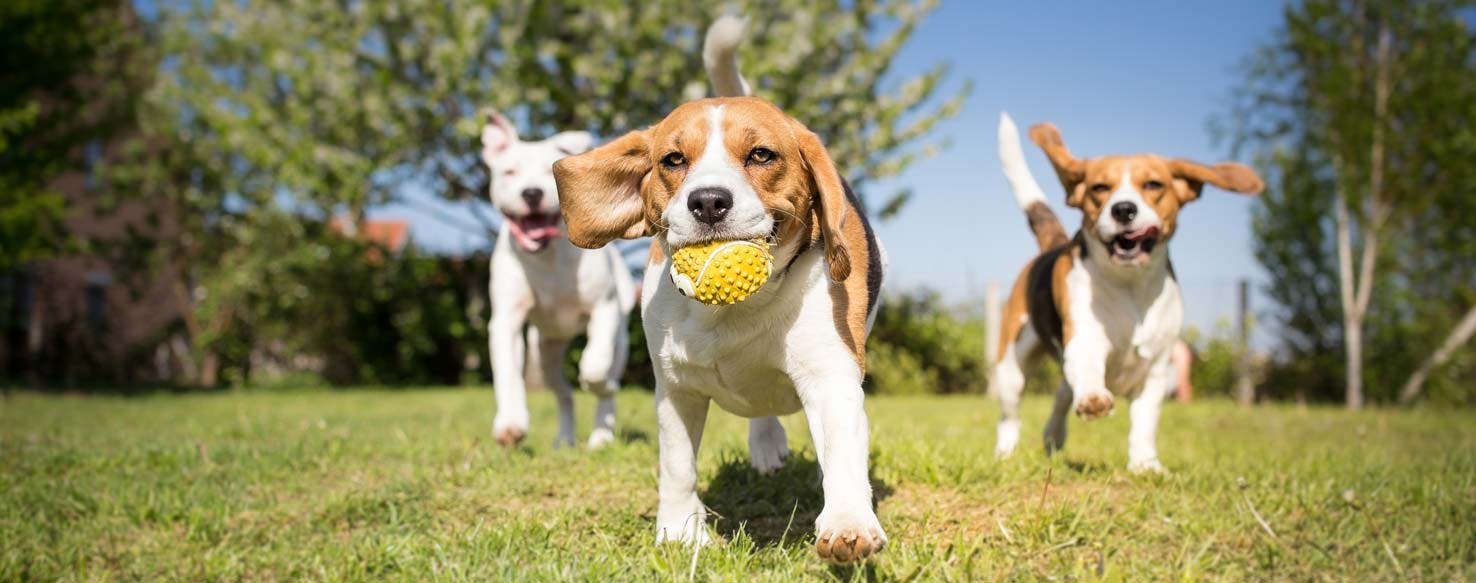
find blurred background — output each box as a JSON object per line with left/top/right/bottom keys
{"left": 2, "top": 0, "right": 1472, "bottom": 406}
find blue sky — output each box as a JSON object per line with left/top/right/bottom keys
{"left": 377, "top": 0, "right": 1289, "bottom": 343}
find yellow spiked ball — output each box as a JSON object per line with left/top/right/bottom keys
{"left": 669, "top": 238, "right": 773, "bottom": 305}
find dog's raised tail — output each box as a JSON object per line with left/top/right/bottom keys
{"left": 999, "top": 112, "right": 1068, "bottom": 251}
{"left": 704, "top": 16, "right": 751, "bottom": 97}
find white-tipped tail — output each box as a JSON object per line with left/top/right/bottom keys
{"left": 704, "top": 16, "right": 751, "bottom": 97}
{"left": 998, "top": 112, "right": 1048, "bottom": 210}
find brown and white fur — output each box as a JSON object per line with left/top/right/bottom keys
{"left": 991, "top": 113, "right": 1262, "bottom": 473}
{"left": 552, "top": 17, "right": 888, "bottom": 564}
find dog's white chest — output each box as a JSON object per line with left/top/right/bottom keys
{"left": 1070, "top": 262, "right": 1184, "bottom": 395}
{"left": 662, "top": 307, "right": 805, "bottom": 417}
{"left": 644, "top": 262, "right": 812, "bottom": 418}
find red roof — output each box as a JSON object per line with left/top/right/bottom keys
{"left": 329, "top": 217, "right": 411, "bottom": 259}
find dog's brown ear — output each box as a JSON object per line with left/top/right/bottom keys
{"left": 553, "top": 130, "right": 652, "bottom": 249}
{"left": 1168, "top": 159, "right": 1264, "bottom": 203}
{"left": 1029, "top": 123, "right": 1088, "bottom": 207}
{"left": 795, "top": 127, "right": 851, "bottom": 282}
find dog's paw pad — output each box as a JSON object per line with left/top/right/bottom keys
{"left": 815, "top": 512, "right": 887, "bottom": 565}
{"left": 493, "top": 426, "right": 526, "bottom": 447}
{"left": 1075, "top": 391, "right": 1115, "bottom": 420}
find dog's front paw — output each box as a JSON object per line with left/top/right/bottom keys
{"left": 492, "top": 413, "right": 528, "bottom": 447}
{"left": 1074, "top": 389, "right": 1115, "bottom": 420}
{"left": 814, "top": 509, "right": 887, "bottom": 565}
{"left": 1128, "top": 458, "right": 1167, "bottom": 475}
{"left": 655, "top": 519, "right": 713, "bottom": 547}
{"left": 493, "top": 426, "right": 525, "bottom": 447}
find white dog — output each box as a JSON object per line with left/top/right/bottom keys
{"left": 481, "top": 111, "right": 636, "bottom": 449}
{"left": 552, "top": 17, "right": 889, "bottom": 564}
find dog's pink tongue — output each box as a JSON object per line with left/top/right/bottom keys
{"left": 1123, "top": 225, "right": 1160, "bottom": 241}
{"left": 524, "top": 224, "right": 561, "bottom": 242}
{"left": 509, "top": 216, "right": 562, "bottom": 252}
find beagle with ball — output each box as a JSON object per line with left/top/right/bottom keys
{"left": 552, "top": 17, "right": 888, "bottom": 564}
{"left": 991, "top": 113, "right": 1262, "bottom": 473}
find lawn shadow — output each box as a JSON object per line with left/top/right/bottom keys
{"left": 1063, "top": 458, "right": 1110, "bottom": 474}
{"left": 702, "top": 452, "right": 893, "bottom": 550}
{"left": 619, "top": 427, "right": 650, "bottom": 444}
{"left": 828, "top": 562, "right": 882, "bottom": 582}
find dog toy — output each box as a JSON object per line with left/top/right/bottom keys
{"left": 670, "top": 238, "right": 773, "bottom": 305}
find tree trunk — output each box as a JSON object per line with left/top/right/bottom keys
{"left": 1398, "top": 304, "right": 1476, "bottom": 404}
{"left": 1335, "top": 181, "right": 1365, "bottom": 410}
{"left": 1334, "top": 19, "right": 1392, "bottom": 411}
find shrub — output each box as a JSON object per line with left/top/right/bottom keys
{"left": 866, "top": 289, "right": 987, "bottom": 395}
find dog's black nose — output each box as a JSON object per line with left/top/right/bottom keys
{"left": 521, "top": 187, "right": 544, "bottom": 209}
{"left": 687, "top": 188, "right": 733, "bottom": 226}
{"left": 1111, "top": 201, "right": 1137, "bottom": 224}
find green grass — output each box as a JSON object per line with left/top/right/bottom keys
{"left": 2, "top": 388, "right": 1473, "bottom": 581}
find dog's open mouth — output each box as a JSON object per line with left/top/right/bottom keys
{"left": 507, "top": 213, "right": 562, "bottom": 253}
{"left": 1109, "top": 225, "right": 1160, "bottom": 262}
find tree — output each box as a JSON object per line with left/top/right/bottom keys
{"left": 1230, "top": 0, "right": 1476, "bottom": 406}
{"left": 152, "top": 0, "right": 964, "bottom": 217}
{"left": 0, "top": 0, "right": 143, "bottom": 269}
{"left": 124, "top": 0, "right": 967, "bottom": 386}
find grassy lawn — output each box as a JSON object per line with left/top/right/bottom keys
{"left": 2, "top": 387, "right": 1473, "bottom": 581}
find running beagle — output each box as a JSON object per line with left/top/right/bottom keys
{"left": 552, "top": 17, "right": 888, "bottom": 564}
{"left": 991, "top": 113, "right": 1262, "bottom": 473}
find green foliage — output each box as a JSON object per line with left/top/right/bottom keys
{"left": 147, "top": 0, "right": 966, "bottom": 214}
{"left": 1183, "top": 322, "right": 1244, "bottom": 399}
{"left": 4, "top": 389, "right": 1475, "bottom": 580}
{"left": 0, "top": 0, "right": 144, "bottom": 269}
{"left": 114, "top": 0, "right": 967, "bottom": 386}
{"left": 1227, "top": 0, "right": 1476, "bottom": 403}
{"left": 191, "top": 211, "right": 488, "bottom": 386}
{"left": 867, "top": 290, "right": 986, "bottom": 395}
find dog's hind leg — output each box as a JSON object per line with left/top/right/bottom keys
{"left": 748, "top": 416, "right": 790, "bottom": 475}
{"left": 579, "top": 301, "right": 628, "bottom": 448}
{"left": 993, "top": 327, "right": 1036, "bottom": 459}
{"left": 534, "top": 330, "right": 577, "bottom": 449}
{"left": 1043, "top": 381, "right": 1071, "bottom": 455}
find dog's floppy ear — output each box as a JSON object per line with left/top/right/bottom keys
{"left": 1029, "top": 123, "right": 1088, "bottom": 207}
{"left": 549, "top": 131, "right": 594, "bottom": 156}
{"left": 795, "top": 126, "right": 852, "bottom": 282}
{"left": 553, "top": 129, "right": 652, "bottom": 249}
{"left": 481, "top": 109, "right": 518, "bottom": 164}
{"left": 1167, "top": 159, "right": 1264, "bottom": 203}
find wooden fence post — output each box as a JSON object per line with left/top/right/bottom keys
{"left": 1235, "top": 279, "right": 1255, "bottom": 406}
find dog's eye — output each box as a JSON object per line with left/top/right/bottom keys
{"left": 747, "top": 147, "right": 776, "bottom": 165}
{"left": 1143, "top": 180, "right": 1164, "bottom": 191}
{"left": 502, "top": 167, "right": 517, "bottom": 176}
{"left": 661, "top": 152, "right": 686, "bottom": 168}
{"left": 1090, "top": 183, "right": 1111, "bottom": 194}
